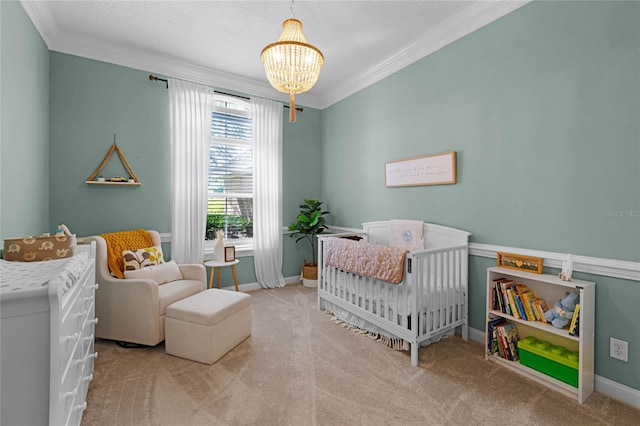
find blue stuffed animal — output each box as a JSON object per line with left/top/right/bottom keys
{"left": 544, "top": 292, "right": 579, "bottom": 328}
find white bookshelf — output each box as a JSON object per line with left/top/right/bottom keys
{"left": 485, "top": 266, "right": 595, "bottom": 404}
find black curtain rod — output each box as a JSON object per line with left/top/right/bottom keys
{"left": 148, "top": 74, "right": 302, "bottom": 112}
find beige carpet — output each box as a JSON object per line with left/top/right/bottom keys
{"left": 83, "top": 284, "right": 638, "bottom": 426}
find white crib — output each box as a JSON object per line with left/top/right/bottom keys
{"left": 317, "top": 221, "right": 471, "bottom": 367}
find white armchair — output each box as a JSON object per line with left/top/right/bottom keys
{"left": 86, "top": 230, "right": 205, "bottom": 346}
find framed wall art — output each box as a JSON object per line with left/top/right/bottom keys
{"left": 385, "top": 151, "right": 457, "bottom": 187}
{"left": 224, "top": 246, "right": 236, "bottom": 262}
{"left": 496, "top": 252, "right": 543, "bottom": 274}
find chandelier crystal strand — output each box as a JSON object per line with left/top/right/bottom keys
{"left": 261, "top": 7, "right": 324, "bottom": 122}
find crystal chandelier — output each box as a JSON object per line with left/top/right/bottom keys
{"left": 261, "top": 0, "right": 324, "bottom": 122}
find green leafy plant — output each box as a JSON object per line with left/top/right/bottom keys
{"left": 206, "top": 214, "right": 253, "bottom": 240}
{"left": 288, "top": 199, "right": 330, "bottom": 265}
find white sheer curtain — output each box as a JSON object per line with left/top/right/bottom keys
{"left": 168, "top": 78, "right": 213, "bottom": 264}
{"left": 251, "top": 97, "right": 285, "bottom": 288}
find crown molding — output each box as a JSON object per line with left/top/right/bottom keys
{"left": 53, "top": 31, "right": 325, "bottom": 107}
{"left": 18, "top": 1, "right": 323, "bottom": 109}
{"left": 19, "top": 0, "right": 59, "bottom": 48}
{"left": 20, "top": 0, "right": 529, "bottom": 110}
{"left": 318, "top": 0, "right": 531, "bottom": 108}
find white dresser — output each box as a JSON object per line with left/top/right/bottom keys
{"left": 1, "top": 243, "right": 97, "bottom": 426}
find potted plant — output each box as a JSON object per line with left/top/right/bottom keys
{"left": 288, "top": 199, "right": 330, "bottom": 288}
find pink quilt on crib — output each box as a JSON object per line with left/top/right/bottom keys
{"left": 323, "top": 237, "right": 408, "bottom": 284}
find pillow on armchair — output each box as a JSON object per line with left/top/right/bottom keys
{"left": 100, "top": 228, "right": 156, "bottom": 278}
{"left": 123, "top": 246, "right": 165, "bottom": 271}
{"left": 123, "top": 260, "right": 183, "bottom": 284}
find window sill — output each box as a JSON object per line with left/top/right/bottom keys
{"left": 204, "top": 243, "right": 253, "bottom": 261}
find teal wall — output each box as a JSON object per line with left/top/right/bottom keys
{"left": 49, "top": 53, "right": 171, "bottom": 236}
{"left": 0, "top": 0, "right": 50, "bottom": 240}
{"left": 282, "top": 105, "right": 323, "bottom": 274}
{"left": 4, "top": 0, "right": 639, "bottom": 393}
{"left": 322, "top": 1, "right": 639, "bottom": 262}
{"left": 321, "top": 1, "right": 639, "bottom": 390}
{"left": 48, "top": 52, "right": 322, "bottom": 282}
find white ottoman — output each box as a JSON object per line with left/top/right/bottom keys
{"left": 165, "top": 289, "right": 252, "bottom": 364}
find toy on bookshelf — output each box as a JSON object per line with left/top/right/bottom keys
{"left": 544, "top": 292, "right": 579, "bottom": 329}
{"left": 559, "top": 254, "right": 573, "bottom": 281}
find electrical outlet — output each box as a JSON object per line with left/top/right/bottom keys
{"left": 610, "top": 338, "right": 628, "bottom": 362}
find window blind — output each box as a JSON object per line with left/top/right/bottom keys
{"left": 207, "top": 105, "right": 253, "bottom": 241}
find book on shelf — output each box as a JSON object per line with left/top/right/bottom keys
{"left": 502, "top": 322, "right": 520, "bottom": 361}
{"left": 487, "top": 316, "right": 508, "bottom": 354}
{"left": 496, "top": 285, "right": 504, "bottom": 313}
{"left": 569, "top": 315, "right": 580, "bottom": 337}
{"left": 490, "top": 279, "right": 497, "bottom": 310}
{"left": 515, "top": 284, "right": 530, "bottom": 297}
{"left": 533, "top": 298, "right": 549, "bottom": 324}
{"left": 491, "top": 278, "right": 507, "bottom": 312}
{"left": 514, "top": 294, "right": 528, "bottom": 320}
{"left": 497, "top": 326, "right": 510, "bottom": 359}
{"left": 499, "top": 280, "right": 515, "bottom": 316}
{"left": 528, "top": 295, "right": 542, "bottom": 321}
{"left": 491, "top": 278, "right": 555, "bottom": 325}
{"left": 569, "top": 304, "right": 581, "bottom": 336}
{"left": 521, "top": 291, "right": 538, "bottom": 321}
{"left": 505, "top": 288, "right": 521, "bottom": 319}
{"left": 494, "top": 322, "right": 520, "bottom": 361}
{"left": 514, "top": 285, "right": 531, "bottom": 319}
{"left": 496, "top": 330, "right": 506, "bottom": 358}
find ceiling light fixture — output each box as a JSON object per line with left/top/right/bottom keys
{"left": 261, "top": 0, "right": 324, "bottom": 122}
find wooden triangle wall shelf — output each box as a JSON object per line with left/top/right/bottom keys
{"left": 86, "top": 137, "right": 141, "bottom": 186}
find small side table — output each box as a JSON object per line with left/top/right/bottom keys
{"left": 204, "top": 259, "right": 240, "bottom": 291}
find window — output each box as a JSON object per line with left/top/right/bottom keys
{"left": 207, "top": 96, "right": 253, "bottom": 251}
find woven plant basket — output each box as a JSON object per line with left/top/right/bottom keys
{"left": 302, "top": 262, "right": 318, "bottom": 280}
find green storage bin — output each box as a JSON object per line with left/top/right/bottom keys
{"left": 517, "top": 337, "right": 579, "bottom": 388}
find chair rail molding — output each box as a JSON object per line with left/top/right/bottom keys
{"left": 469, "top": 243, "right": 640, "bottom": 282}
{"left": 160, "top": 231, "right": 639, "bottom": 282}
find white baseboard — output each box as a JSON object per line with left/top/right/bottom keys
{"left": 468, "top": 326, "right": 486, "bottom": 344}
{"left": 467, "top": 327, "right": 640, "bottom": 409}
{"left": 594, "top": 374, "right": 640, "bottom": 409}
{"left": 232, "top": 275, "right": 300, "bottom": 293}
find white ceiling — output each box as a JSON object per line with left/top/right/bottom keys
{"left": 21, "top": 0, "right": 529, "bottom": 109}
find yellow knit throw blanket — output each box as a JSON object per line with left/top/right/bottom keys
{"left": 100, "top": 229, "right": 154, "bottom": 279}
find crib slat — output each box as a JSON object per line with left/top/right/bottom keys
{"left": 455, "top": 248, "right": 460, "bottom": 320}
{"left": 392, "top": 282, "right": 398, "bottom": 325}
{"left": 441, "top": 251, "right": 446, "bottom": 330}
{"left": 373, "top": 278, "right": 378, "bottom": 315}
{"left": 430, "top": 253, "right": 435, "bottom": 333}
{"left": 444, "top": 250, "right": 450, "bottom": 327}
